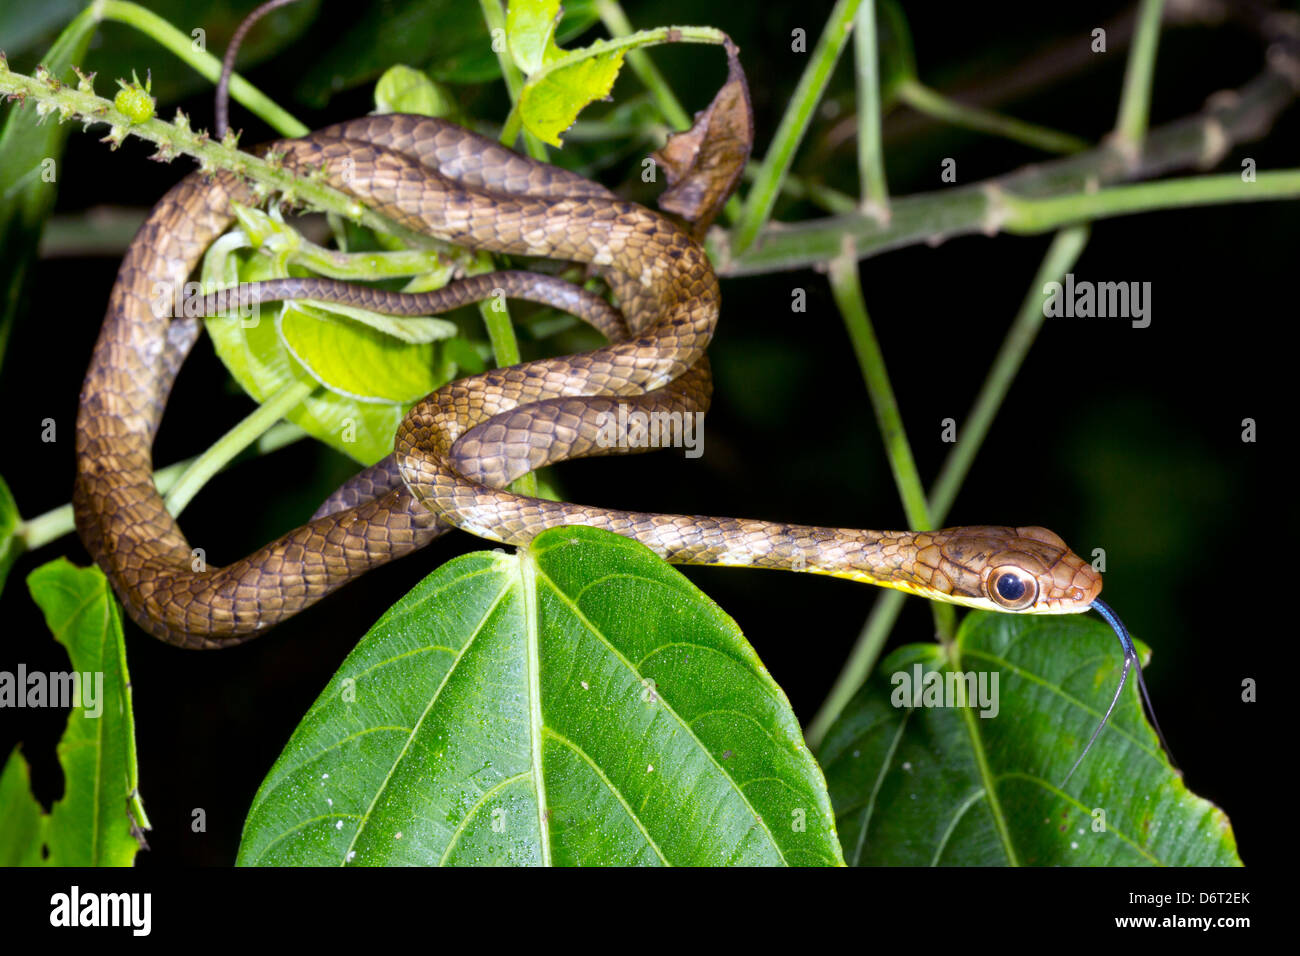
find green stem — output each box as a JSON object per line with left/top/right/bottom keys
{"left": 500, "top": 106, "right": 525, "bottom": 149}
{"left": 478, "top": 0, "right": 569, "bottom": 495}
{"left": 40, "top": 208, "right": 145, "bottom": 257}
{"left": 163, "top": 379, "right": 315, "bottom": 516}
{"left": 16, "top": 504, "right": 83, "bottom": 553}
{"left": 853, "top": 0, "right": 889, "bottom": 216}
{"left": 479, "top": 0, "right": 549, "bottom": 160}
{"left": 806, "top": 590, "right": 906, "bottom": 748}
{"left": 827, "top": 244, "right": 955, "bottom": 642}
{"left": 731, "top": 0, "right": 864, "bottom": 254}
{"left": 17, "top": 422, "right": 304, "bottom": 550}
{"left": 896, "top": 78, "right": 1090, "bottom": 154}
{"left": 522, "top": 25, "right": 727, "bottom": 89}
{"left": 805, "top": 225, "right": 1092, "bottom": 750}
{"left": 468, "top": 254, "right": 538, "bottom": 498}
{"left": 741, "top": 164, "right": 857, "bottom": 214}
{"left": 996, "top": 170, "right": 1300, "bottom": 232}
{"left": 477, "top": 0, "right": 544, "bottom": 491}
{"left": 497, "top": 20, "right": 725, "bottom": 153}
{"left": 1115, "top": 0, "right": 1165, "bottom": 150}
{"left": 826, "top": 249, "right": 926, "bottom": 528}
{"left": 928, "top": 225, "right": 1090, "bottom": 519}
{"left": 568, "top": 105, "right": 669, "bottom": 142}
{"left": 97, "top": 0, "right": 307, "bottom": 136}
{"left": 594, "top": 0, "right": 691, "bottom": 128}
{"left": 0, "top": 66, "right": 439, "bottom": 249}
{"left": 717, "top": 54, "right": 1298, "bottom": 273}
{"left": 720, "top": 169, "right": 1300, "bottom": 275}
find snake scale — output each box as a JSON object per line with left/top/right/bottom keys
{"left": 73, "top": 114, "right": 1104, "bottom": 653}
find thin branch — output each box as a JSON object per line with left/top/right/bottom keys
{"left": 896, "top": 79, "right": 1091, "bottom": 155}
{"left": 927, "top": 226, "right": 1091, "bottom": 520}
{"left": 594, "top": 0, "right": 691, "bottom": 129}
{"left": 714, "top": 67, "right": 1299, "bottom": 275}
{"left": 732, "top": 0, "right": 864, "bottom": 254}
{"left": 853, "top": 0, "right": 889, "bottom": 217}
{"left": 805, "top": 225, "right": 1092, "bottom": 749}
{"left": 0, "top": 63, "right": 441, "bottom": 249}
{"left": 1114, "top": 0, "right": 1166, "bottom": 151}
{"left": 97, "top": 0, "right": 307, "bottom": 136}
{"left": 163, "top": 379, "right": 316, "bottom": 516}
{"left": 827, "top": 242, "right": 955, "bottom": 642}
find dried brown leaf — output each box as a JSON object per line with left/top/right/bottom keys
{"left": 652, "top": 38, "right": 753, "bottom": 238}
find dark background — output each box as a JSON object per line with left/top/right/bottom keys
{"left": 0, "top": 0, "right": 1287, "bottom": 867}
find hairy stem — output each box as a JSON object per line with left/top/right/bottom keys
{"left": 0, "top": 65, "right": 441, "bottom": 249}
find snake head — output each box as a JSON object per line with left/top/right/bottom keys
{"left": 935, "top": 525, "right": 1102, "bottom": 614}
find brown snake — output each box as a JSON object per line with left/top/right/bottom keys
{"left": 74, "top": 112, "right": 1108, "bottom": 651}
{"left": 59, "top": 0, "right": 1179, "bottom": 786}
{"left": 68, "top": 108, "right": 1177, "bottom": 783}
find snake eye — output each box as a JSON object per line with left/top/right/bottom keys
{"left": 988, "top": 566, "right": 1038, "bottom": 611}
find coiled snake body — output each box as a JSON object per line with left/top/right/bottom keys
{"left": 73, "top": 114, "right": 1102, "bottom": 651}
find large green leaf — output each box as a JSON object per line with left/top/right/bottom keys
{"left": 0, "top": 560, "right": 149, "bottom": 866}
{"left": 821, "top": 611, "right": 1240, "bottom": 866}
{"left": 239, "top": 526, "right": 841, "bottom": 866}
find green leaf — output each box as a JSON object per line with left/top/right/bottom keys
{"left": 201, "top": 234, "right": 460, "bottom": 465}
{"left": 519, "top": 51, "right": 626, "bottom": 147}
{"left": 277, "top": 301, "right": 454, "bottom": 401}
{"left": 373, "top": 64, "right": 455, "bottom": 117}
{"left": 0, "top": 474, "right": 20, "bottom": 597}
{"left": 506, "top": 0, "right": 627, "bottom": 146}
{"left": 282, "top": 300, "right": 457, "bottom": 347}
{"left": 296, "top": 0, "right": 599, "bottom": 101}
{"left": 239, "top": 526, "right": 842, "bottom": 866}
{"left": 0, "top": 748, "right": 45, "bottom": 866}
{"left": 507, "top": 0, "right": 562, "bottom": 75}
{"left": 821, "top": 611, "right": 1240, "bottom": 866}
{"left": 4, "top": 560, "right": 150, "bottom": 866}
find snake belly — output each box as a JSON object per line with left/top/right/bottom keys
{"left": 73, "top": 114, "right": 1102, "bottom": 649}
